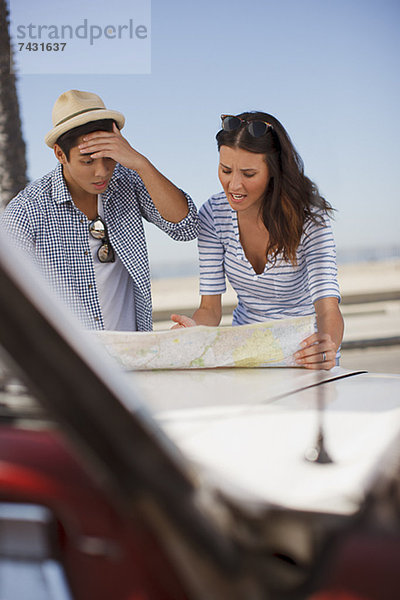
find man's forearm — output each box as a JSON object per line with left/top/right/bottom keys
{"left": 134, "top": 158, "right": 189, "bottom": 223}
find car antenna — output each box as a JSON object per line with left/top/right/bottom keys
{"left": 304, "top": 371, "right": 333, "bottom": 464}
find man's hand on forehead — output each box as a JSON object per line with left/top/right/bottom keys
{"left": 78, "top": 123, "right": 147, "bottom": 171}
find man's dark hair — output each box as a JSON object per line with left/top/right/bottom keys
{"left": 56, "top": 119, "right": 116, "bottom": 160}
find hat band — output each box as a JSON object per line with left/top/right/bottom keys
{"left": 55, "top": 106, "right": 105, "bottom": 127}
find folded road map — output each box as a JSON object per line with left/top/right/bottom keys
{"left": 95, "top": 315, "right": 316, "bottom": 370}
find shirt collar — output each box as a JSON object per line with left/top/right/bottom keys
{"left": 52, "top": 163, "right": 73, "bottom": 205}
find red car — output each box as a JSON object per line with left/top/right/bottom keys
{"left": 1, "top": 237, "right": 400, "bottom": 600}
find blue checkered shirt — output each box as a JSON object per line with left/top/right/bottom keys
{"left": 1, "top": 163, "right": 199, "bottom": 330}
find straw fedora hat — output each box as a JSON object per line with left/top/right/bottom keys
{"left": 45, "top": 89, "right": 125, "bottom": 147}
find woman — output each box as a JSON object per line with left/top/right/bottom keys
{"left": 171, "top": 112, "right": 343, "bottom": 370}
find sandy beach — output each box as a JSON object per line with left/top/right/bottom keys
{"left": 150, "top": 258, "right": 400, "bottom": 374}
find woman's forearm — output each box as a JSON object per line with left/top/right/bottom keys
{"left": 191, "top": 307, "right": 222, "bottom": 326}
{"left": 170, "top": 294, "right": 222, "bottom": 328}
{"left": 314, "top": 297, "right": 344, "bottom": 351}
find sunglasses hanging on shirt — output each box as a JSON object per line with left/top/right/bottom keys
{"left": 89, "top": 216, "right": 115, "bottom": 263}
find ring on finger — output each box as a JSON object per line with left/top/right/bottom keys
{"left": 322, "top": 351, "right": 327, "bottom": 362}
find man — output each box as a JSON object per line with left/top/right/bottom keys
{"left": 1, "top": 89, "right": 199, "bottom": 331}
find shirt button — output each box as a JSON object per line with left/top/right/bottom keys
{"left": 253, "top": 275, "right": 259, "bottom": 281}
{"left": 84, "top": 250, "right": 89, "bottom": 256}
{"left": 94, "top": 316, "right": 99, "bottom": 321}
{"left": 88, "top": 284, "right": 92, "bottom": 289}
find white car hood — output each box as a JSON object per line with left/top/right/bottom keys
{"left": 130, "top": 368, "right": 400, "bottom": 516}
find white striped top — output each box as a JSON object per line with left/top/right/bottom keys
{"left": 198, "top": 192, "right": 341, "bottom": 325}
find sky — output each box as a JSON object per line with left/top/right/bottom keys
{"left": 7, "top": 0, "right": 400, "bottom": 276}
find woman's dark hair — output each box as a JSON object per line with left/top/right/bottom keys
{"left": 56, "top": 119, "right": 117, "bottom": 160}
{"left": 216, "top": 111, "right": 333, "bottom": 265}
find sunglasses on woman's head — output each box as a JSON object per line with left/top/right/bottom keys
{"left": 221, "top": 114, "right": 273, "bottom": 138}
{"left": 89, "top": 216, "right": 115, "bottom": 263}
